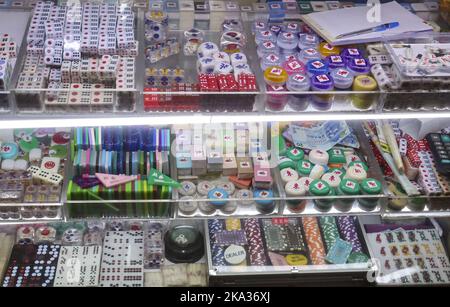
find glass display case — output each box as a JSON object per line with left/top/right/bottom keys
{"left": 0, "top": 0, "right": 449, "bottom": 288}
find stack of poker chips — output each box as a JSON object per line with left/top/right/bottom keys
{"left": 318, "top": 216, "right": 341, "bottom": 253}
{"left": 302, "top": 217, "right": 326, "bottom": 265}
{"left": 243, "top": 218, "right": 267, "bottom": 266}
{"left": 336, "top": 216, "right": 364, "bottom": 253}
{"left": 208, "top": 219, "right": 226, "bottom": 266}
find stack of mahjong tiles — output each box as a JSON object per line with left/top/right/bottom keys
{"left": 207, "top": 216, "right": 369, "bottom": 269}
{"left": 66, "top": 126, "right": 173, "bottom": 219}
{"left": 278, "top": 128, "right": 382, "bottom": 214}
{"left": 15, "top": 2, "right": 137, "bottom": 112}
{"left": 0, "top": 128, "right": 70, "bottom": 221}
{"left": 174, "top": 123, "right": 277, "bottom": 216}
{"left": 367, "top": 121, "right": 450, "bottom": 213}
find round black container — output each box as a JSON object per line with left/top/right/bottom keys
{"left": 164, "top": 225, "right": 204, "bottom": 263}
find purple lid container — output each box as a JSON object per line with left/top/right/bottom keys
{"left": 341, "top": 48, "right": 363, "bottom": 62}
{"left": 310, "top": 74, "right": 334, "bottom": 91}
{"left": 326, "top": 55, "right": 346, "bottom": 69}
{"left": 347, "top": 57, "right": 371, "bottom": 75}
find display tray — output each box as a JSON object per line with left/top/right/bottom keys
{"left": 0, "top": 5, "right": 446, "bottom": 118}
{"left": 205, "top": 216, "right": 374, "bottom": 277}
{"left": 359, "top": 215, "right": 450, "bottom": 286}
{"left": 174, "top": 172, "right": 284, "bottom": 219}
{"left": 12, "top": 2, "right": 139, "bottom": 114}
{"left": 276, "top": 121, "right": 388, "bottom": 216}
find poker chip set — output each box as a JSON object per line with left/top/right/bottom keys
{"left": 367, "top": 121, "right": 450, "bottom": 213}
{"left": 278, "top": 125, "right": 383, "bottom": 214}
{"left": 207, "top": 216, "right": 369, "bottom": 269}
{"left": 15, "top": 1, "right": 138, "bottom": 113}
{"left": 66, "top": 126, "right": 173, "bottom": 219}
{"left": 364, "top": 221, "right": 450, "bottom": 285}
{"left": 0, "top": 128, "right": 70, "bottom": 221}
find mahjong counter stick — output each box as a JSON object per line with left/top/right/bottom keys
{"left": 363, "top": 122, "right": 419, "bottom": 196}
{"left": 381, "top": 120, "right": 405, "bottom": 174}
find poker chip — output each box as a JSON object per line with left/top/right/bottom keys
{"left": 197, "top": 181, "right": 215, "bottom": 196}
{"left": 298, "top": 177, "right": 313, "bottom": 191}
{"left": 235, "top": 189, "right": 254, "bottom": 206}
{"left": 338, "top": 179, "right": 361, "bottom": 196}
{"left": 318, "top": 42, "right": 341, "bottom": 58}
{"left": 336, "top": 216, "right": 364, "bottom": 253}
{"left": 286, "top": 147, "right": 305, "bottom": 161}
{"left": 308, "top": 149, "right": 329, "bottom": 165}
{"left": 297, "top": 159, "right": 314, "bottom": 177}
{"left": 285, "top": 254, "right": 308, "bottom": 266}
{"left": 243, "top": 218, "right": 267, "bottom": 266}
{"left": 278, "top": 157, "right": 296, "bottom": 170}
{"left": 298, "top": 34, "right": 319, "bottom": 50}
{"left": 224, "top": 245, "right": 247, "bottom": 265}
{"left": 216, "top": 182, "right": 236, "bottom": 195}
{"left": 179, "top": 196, "right": 198, "bottom": 216}
{"left": 207, "top": 188, "right": 229, "bottom": 207}
{"left": 347, "top": 57, "right": 371, "bottom": 76}
{"left": 359, "top": 178, "right": 382, "bottom": 211}
{"left": 329, "top": 168, "right": 346, "bottom": 179}
{"left": 298, "top": 48, "right": 320, "bottom": 63}
{"left": 331, "top": 68, "right": 354, "bottom": 90}
{"left": 0, "top": 143, "right": 19, "bottom": 160}
{"left": 178, "top": 181, "right": 197, "bottom": 196}
{"left": 52, "top": 131, "right": 71, "bottom": 145}
{"left": 285, "top": 180, "right": 307, "bottom": 197}
{"left": 310, "top": 164, "right": 326, "bottom": 180}
{"left": 348, "top": 161, "right": 369, "bottom": 172}
{"left": 347, "top": 252, "right": 369, "bottom": 264}
{"left": 306, "top": 59, "right": 329, "bottom": 77}
{"left": 344, "top": 166, "right": 367, "bottom": 182}
{"left": 220, "top": 201, "right": 238, "bottom": 215}
{"left": 319, "top": 216, "right": 341, "bottom": 253}
{"left": 280, "top": 167, "right": 299, "bottom": 183}
{"left": 49, "top": 145, "right": 68, "bottom": 159}
{"left": 254, "top": 189, "right": 275, "bottom": 213}
{"left": 321, "top": 172, "right": 342, "bottom": 188}
{"left": 225, "top": 218, "right": 242, "bottom": 231}
{"left": 198, "top": 196, "right": 217, "bottom": 215}
{"left": 264, "top": 66, "right": 288, "bottom": 86}
{"left": 326, "top": 55, "right": 346, "bottom": 70}
{"left": 302, "top": 217, "right": 326, "bottom": 265}
{"left": 18, "top": 135, "right": 39, "bottom": 153}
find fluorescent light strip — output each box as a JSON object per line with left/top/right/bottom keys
{"left": 1, "top": 112, "right": 450, "bottom": 129}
